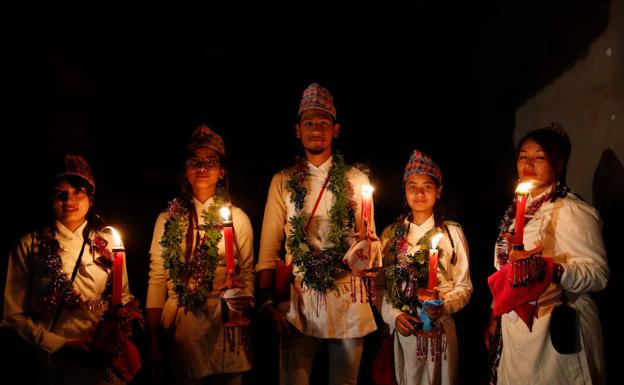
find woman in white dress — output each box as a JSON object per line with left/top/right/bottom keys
{"left": 146, "top": 125, "right": 255, "bottom": 385}
{"left": 381, "top": 149, "right": 472, "bottom": 385}
{"left": 484, "top": 124, "right": 609, "bottom": 385}
{"left": 3, "top": 154, "right": 133, "bottom": 385}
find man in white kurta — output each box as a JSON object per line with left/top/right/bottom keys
{"left": 494, "top": 187, "right": 609, "bottom": 385}
{"left": 256, "top": 83, "right": 377, "bottom": 385}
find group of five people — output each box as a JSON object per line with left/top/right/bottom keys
{"left": 2, "top": 83, "right": 609, "bottom": 385}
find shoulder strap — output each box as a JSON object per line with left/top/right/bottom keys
{"left": 304, "top": 175, "right": 331, "bottom": 231}
{"left": 442, "top": 223, "right": 457, "bottom": 265}
{"left": 49, "top": 239, "right": 88, "bottom": 332}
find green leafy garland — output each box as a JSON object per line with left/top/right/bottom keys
{"left": 285, "top": 154, "right": 356, "bottom": 293}
{"left": 160, "top": 193, "right": 228, "bottom": 315}
{"left": 383, "top": 221, "right": 449, "bottom": 315}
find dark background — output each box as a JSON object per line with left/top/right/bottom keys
{"left": 1, "top": 2, "right": 620, "bottom": 384}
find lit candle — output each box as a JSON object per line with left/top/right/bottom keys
{"left": 104, "top": 226, "right": 124, "bottom": 306}
{"left": 428, "top": 233, "right": 444, "bottom": 290}
{"left": 220, "top": 206, "right": 235, "bottom": 274}
{"left": 513, "top": 182, "right": 532, "bottom": 247}
{"left": 360, "top": 184, "right": 374, "bottom": 240}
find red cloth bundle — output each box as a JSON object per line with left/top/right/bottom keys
{"left": 487, "top": 257, "right": 554, "bottom": 330}
{"left": 93, "top": 300, "right": 144, "bottom": 382}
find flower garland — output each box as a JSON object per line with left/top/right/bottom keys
{"left": 160, "top": 193, "right": 228, "bottom": 315}
{"left": 285, "top": 154, "right": 356, "bottom": 293}
{"left": 40, "top": 227, "right": 111, "bottom": 313}
{"left": 495, "top": 190, "right": 554, "bottom": 266}
{"left": 383, "top": 221, "right": 447, "bottom": 316}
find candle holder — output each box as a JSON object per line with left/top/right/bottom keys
{"left": 92, "top": 299, "right": 144, "bottom": 381}
{"left": 219, "top": 280, "right": 251, "bottom": 328}
{"left": 509, "top": 245, "right": 546, "bottom": 287}
{"left": 220, "top": 288, "right": 252, "bottom": 354}
{"left": 221, "top": 289, "right": 252, "bottom": 328}
{"left": 412, "top": 294, "right": 446, "bottom": 362}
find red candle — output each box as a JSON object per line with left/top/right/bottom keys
{"left": 220, "top": 207, "right": 235, "bottom": 273}
{"left": 104, "top": 226, "right": 124, "bottom": 306}
{"left": 428, "top": 233, "right": 444, "bottom": 290}
{"left": 360, "top": 185, "right": 374, "bottom": 240}
{"left": 512, "top": 182, "right": 532, "bottom": 246}
{"left": 112, "top": 248, "right": 124, "bottom": 306}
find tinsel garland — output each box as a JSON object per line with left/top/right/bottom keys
{"left": 285, "top": 154, "right": 356, "bottom": 293}
{"left": 40, "top": 227, "right": 112, "bottom": 313}
{"left": 382, "top": 221, "right": 448, "bottom": 316}
{"left": 160, "top": 193, "right": 228, "bottom": 315}
{"left": 495, "top": 190, "right": 554, "bottom": 266}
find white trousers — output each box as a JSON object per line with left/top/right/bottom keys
{"left": 279, "top": 334, "right": 363, "bottom": 385}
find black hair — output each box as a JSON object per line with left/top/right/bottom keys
{"left": 49, "top": 174, "right": 102, "bottom": 240}
{"left": 517, "top": 127, "right": 571, "bottom": 200}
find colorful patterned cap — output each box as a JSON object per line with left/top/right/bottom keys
{"left": 298, "top": 83, "right": 336, "bottom": 118}
{"left": 403, "top": 150, "right": 442, "bottom": 185}
{"left": 186, "top": 124, "right": 225, "bottom": 155}
{"left": 57, "top": 154, "right": 96, "bottom": 192}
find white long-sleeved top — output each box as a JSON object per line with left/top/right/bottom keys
{"left": 381, "top": 215, "right": 472, "bottom": 385}
{"left": 146, "top": 197, "right": 254, "bottom": 378}
{"left": 3, "top": 220, "right": 132, "bottom": 385}
{"left": 3, "top": 220, "right": 131, "bottom": 352}
{"left": 256, "top": 157, "right": 377, "bottom": 338}
{"left": 495, "top": 187, "right": 609, "bottom": 385}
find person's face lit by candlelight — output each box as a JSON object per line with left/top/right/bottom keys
{"left": 52, "top": 177, "right": 92, "bottom": 232}
{"left": 185, "top": 147, "right": 224, "bottom": 198}
{"left": 517, "top": 138, "right": 556, "bottom": 196}
{"left": 405, "top": 174, "right": 441, "bottom": 220}
{"left": 295, "top": 109, "right": 340, "bottom": 156}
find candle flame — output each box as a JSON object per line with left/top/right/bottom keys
{"left": 102, "top": 226, "right": 122, "bottom": 248}
{"left": 220, "top": 206, "right": 232, "bottom": 221}
{"left": 431, "top": 232, "right": 444, "bottom": 249}
{"left": 361, "top": 184, "right": 374, "bottom": 198}
{"left": 515, "top": 181, "right": 533, "bottom": 194}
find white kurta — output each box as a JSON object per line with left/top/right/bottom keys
{"left": 256, "top": 157, "right": 377, "bottom": 338}
{"left": 381, "top": 215, "right": 472, "bottom": 385}
{"left": 495, "top": 188, "right": 609, "bottom": 385}
{"left": 146, "top": 197, "right": 255, "bottom": 379}
{"left": 3, "top": 220, "right": 132, "bottom": 385}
